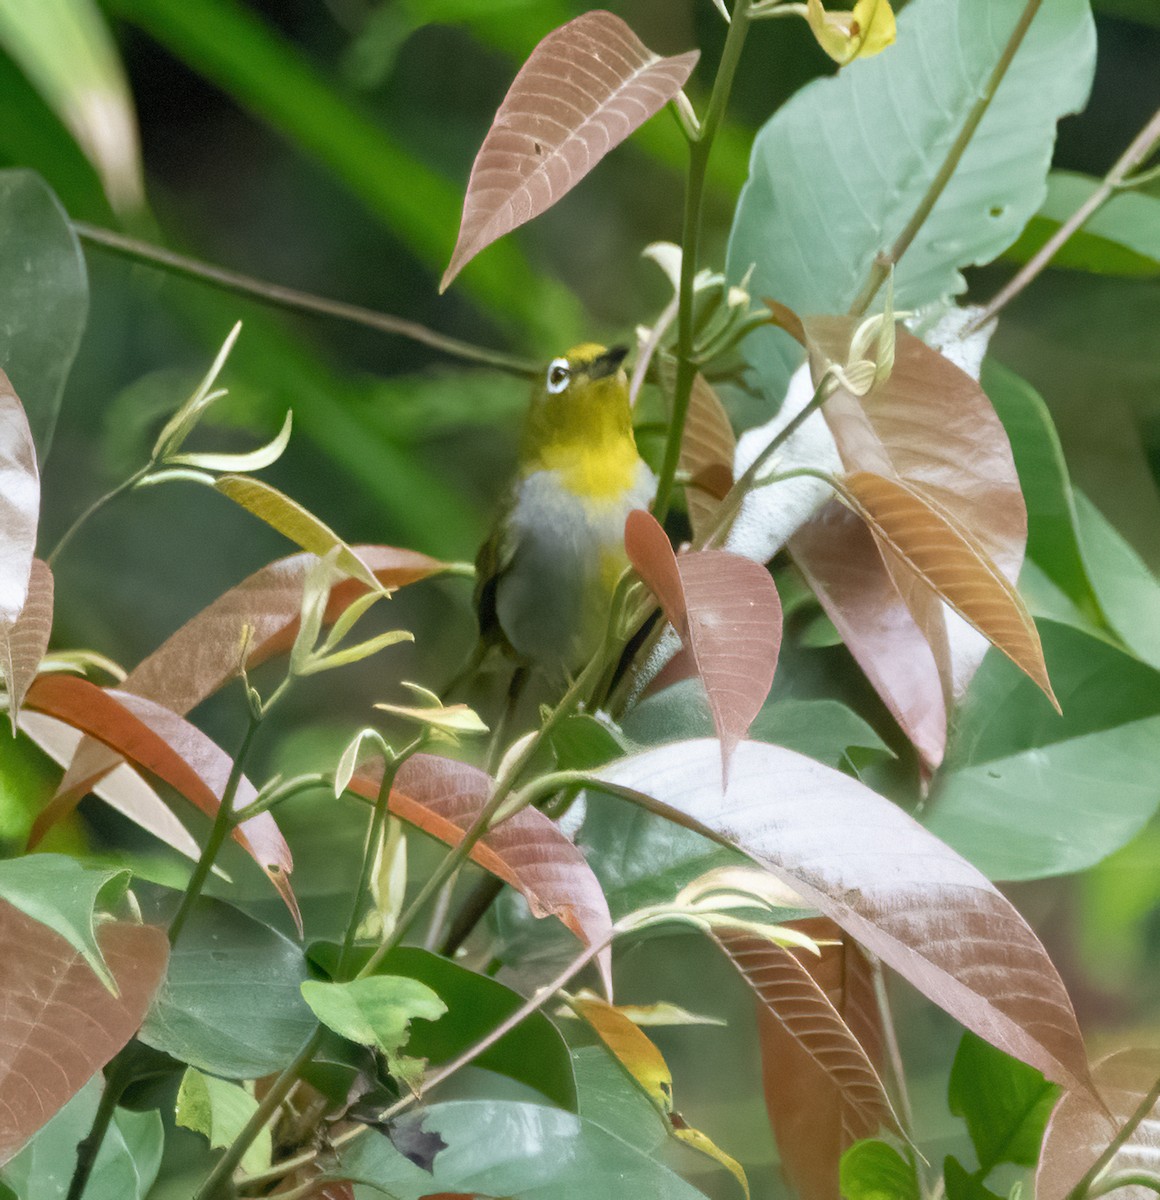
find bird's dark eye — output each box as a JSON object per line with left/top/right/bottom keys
{"left": 546, "top": 359, "right": 570, "bottom": 394}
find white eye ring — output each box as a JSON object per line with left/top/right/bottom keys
{"left": 546, "top": 358, "right": 570, "bottom": 394}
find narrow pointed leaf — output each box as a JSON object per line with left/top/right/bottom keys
{"left": 0, "top": 906, "right": 167, "bottom": 1167}
{"left": 441, "top": 11, "right": 698, "bottom": 289}
{"left": 168, "top": 409, "right": 293, "bottom": 473}
{"left": 1, "top": 559, "right": 52, "bottom": 726}
{"left": 591, "top": 740, "right": 1093, "bottom": 1097}
{"left": 0, "top": 372, "right": 39, "bottom": 626}
{"left": 680, "top": 373, "right": 736, "bottom": 543}
{"left": 1036, "top": 1048, "right": 1160, "bottom": 1200}
{"left": 24, "top": 675, "right": 300, "bottom": 932}
{"left": 626, "top": 510, "right": 782, "bottom": 772}
{"left": 837, "top": 471, "right": 1056, "bottom": 709}
{"left": 349, "top": 754, "right": 613, "bottom": 995}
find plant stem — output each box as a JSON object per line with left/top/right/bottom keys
{"left": 71, "top": 221, "right": 537, "bottom": 377}
{"left": 1065, "top": 1074, "right": 1160, "bottom": 1200}
{"left": 167, "top": 712, "right": 260, "bottom": 945}
{"left": 652, "top": 0, "right": 753, "bottom": 522}
{"left": 65, "top": 1054, "right": 133, "bottom": 1200}
{"left": 966, "top": 104, "right": 1160, "bottom": 333}
{"left": 847, "top": 0, "right": 1044, "bottom": 317}
{"left": 47, "top": 464, "right": 151, "bottom": 568}
{"left": 1086, "top": 1171, "right": 1160, "bottom": 1199}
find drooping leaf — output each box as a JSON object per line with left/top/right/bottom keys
{"left": 0, "top": 373, "right": 38, "bottom": 628}
{"left": 680, "top": 373, "right": 736, "bottom": 544}
{"left": 716, "top": 921, "right": 896, "bottom": 1200}
{"left": 925, "top": 620, "right": 1160, "bottom": 880}
{"left": 0, "top": 173, "right": 88, "bottom": 456}
{"left": 176, "top": 1068, "right": 271, "bottom": 1177}
{"left": 948, "top": 1032, "right": 1059, "bottom": 1176}
{"left": 1004, "top": 170, "right": 1160, "bottom": 277}
{"left": 139, "top": 898, "right": 314, "bottom": 1079}
{"left": 839, "top": 1140, "right": 920, "bottom": 1200}
{"left": 836, "top": 470, "right": 1055, "bottom": 709}
{"left": 349, "top": 754, "right": 613, "bottom": 995}
{"left": 1036, "top": 1047, "right": 1160, "bottom": 1200}
{"left": 25, "top": 675, "right": 300, "bottom": 929}
{"left": 591, "top": 740, "right": 1092, "bottom": 1096}
{"left": 625, "top": 509, "right": 782, "bottom": 774}
{"left": 0, "top": 905, "right": 167, "bottom": 1167}
{"left": 728, "top": 0, "right": 1096, "bottom": 399}
{"left": 441, "top": 10, "right": 698, "bottom": 289}
{"left": 1, "top": 558, "right": 52, "bottom": 727}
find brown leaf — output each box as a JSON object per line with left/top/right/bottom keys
{"left": 0, "top": 906, "right": 168, "bottom": 1166}
{"left": 25, "top": 675, "right": 300, "bottom": 932}
{"left": 56, "top": 546, "right": 448, "bottom": 807}
{"left": 0, "top": 371, "right": 39, "bottom": 626}
{"left": 1, "top": 558, "right": 52, "bottom": 726}
{"left": 717, "top": 920, "right": 894, "bottom": 1200}
{"left": 626, "top": 510, "right": 782, "bottom": 774}
{"left": 790, "top": 502, "right": 947, "bottom": 769}
{"left": 441, "top": 11, "right": 698, "bottom": 290}
{"left": 593, "top": 740, "right": 1093, "bottom": 1098}
{"left": 1037, "top": 1048, "right": 1160, "bottom": 1200}
{"left": 838, "top": 471, "right": 1057, "bottom": 710}
{"left": 679, "top": 374, "right": 736, "bottom": 544}
{"left": 349, "top": 754, "right": 613, "bottom": 995}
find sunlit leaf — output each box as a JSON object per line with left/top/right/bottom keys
{"left": 805, "top": 0, "right": 896, "bottom": 66}
{"left": 680, "top": 373, "right": 736, "bottom": 544}
{"left": 625, "top": 510, "right": 782, "bottom": 775}
{"left": 441, "top": 10, "right": 698, "bottom": 289}
{"left": 591, "top": 740, "right": 1093, "bottom": 1096}
{"left": 25, "top": 675, "right": 300, "bottom": 931}
{"left": 349, "top": 754, "right": 613, "bottom": 996}
{"left": 839, "top": 1140, "right": 919, "bottom": 1200}
{"left": 176, "top": 1068, "right": 271, "bottom": 1176}
{"left": 0, "top": 374, "right": 38, "bottom": 628}
{"left": 0, "top": 905, "right": 167, "bottom": 1167}
{"left": 168, "top": 409, "right": 293, "bottom": 474}
{"left": 1, "top": 558, "right": 52, "bottom": 728}
{"left": 1037, "top": 1047, "right": 1160, "bottom": 1200}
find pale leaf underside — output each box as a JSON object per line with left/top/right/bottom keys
{"left": 1, "top": 558, "right": 52, "bottom": 722}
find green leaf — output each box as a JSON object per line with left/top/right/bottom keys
{"left": 926, "top": 620, "right": 1160, "bottom": 879}
{"left": 334, "top": 1100, "right": 712, "bottom": 1199}
{"left": 549, "top": 714, "right": 630, "bottom": 772}
{"left": 948, "top": 1032, "right": 1059, "bottom": 1175}
{"left": 300, "top": 975, "right": 446, "bottom": 1086}
{"left": 0, "top": 0, "right": 143, "bottom": 213}
{"left": 728, "top": 0, "right": 1096, "bottom": 400}
{"left": 944, "top": 1156, "right": 1005, "bottom": 1200}
{"left": 176, "top": 1068, "right": 271, "bottom": 1176}
{"left": 571, "top": 1045, "right": 668, "bottom": 1154}
{"left": 1004, "top": 170, "right": 1160, "bottom": 277}
{"left": 0, "top": 170, "right": 88, "bottom": 456}
{"left": 139, "top": 898, "right": 315, "bottom": 1079}
{"left": 0, "top": 855, "right": 129, "bottom": 990}
{"left": 839, "top": 1139, "right": 920, "bottom": 1200}
{"left": 309, "top": 943, "right": 577, "bottom": 1110}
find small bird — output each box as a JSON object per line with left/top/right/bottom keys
{"left": 474, "top": 343, "right": 656, "bottom": 683}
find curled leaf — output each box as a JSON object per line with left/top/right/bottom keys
{"left": 806, "top": 0, "right": 896, "bottom": 66}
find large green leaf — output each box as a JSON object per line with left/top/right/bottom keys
{"left": 925, "top": 620, "right": 1160, "bottom": 880}
{"left": 333, "top": 1100, "right": 710, "bottom": 1199}
{"left": 572, "top": 1046, "right": 668, "bottom": 1155}
{"left": 728, "top": 0, "right": 1096, "bottom": 401}
{"left": 139, "top": 898, "right": 315, "bottom": 1079}
{"left": 0, "top": 170, "right": 88, "bottom": 456}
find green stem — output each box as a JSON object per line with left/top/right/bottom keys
{"left": 65, "top": 1055, "right": 133, "bottom": 1200}
{"left": 847, "top": 0, "right": 1044, "bottom": 317}
{"left": 1086, "top": 1172, "right": 1160, "bottom": 1199}
{"left": 72, "top": 221, "right": 537, "bottom": 378}
{"left": 47, "top": 464, "right": 151, "bottom": 568}
{"left": 167, "top": 712, "right": 260, "bottom": 945}
{"left": 652, "top": 0, "right": 753, "bottom": 522}
{"left": 1064, "top": 1074, "right": 1160, "bottom": 1200}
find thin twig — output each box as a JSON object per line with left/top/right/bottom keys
{"left": 71, "top": 221, "right": 538, "bottom": 377}
{"left": 1064, "top": 1074, "right": 1160, "bottom": 1200}
{"left": 966, "top": 104, "right": 1160, "bottom": 333}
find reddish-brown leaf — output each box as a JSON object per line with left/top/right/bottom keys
{"left": 626, "top": 510, "right": 782, "bottom": 773}
{"left": 25, "top": 675, "right": 300, "bottom": 932}
{"left": 349, "top": 754, "right": 613, "bottom": 995}
{"left": 441, "top": 11, "right": 698, "bottom": 290}
{"left": 56, "top": 546, "right": 448, "bottom": 803}
{"left": 593, "top": 740, "right": 1093, "bottom": 1098}
{"left": 679, "top": 374, "right": 736, "bottom": 544}
{"left": 790, "top": 502, "right": 947, "bottom": 769}
{"left": 1037, "top": 1048, "right": 1160, "bottom": 1200}
{"left": 717, "top": 920, "right": 894, "bottom": 1200}
{"left": 0, "top": 906, "right": 168, "bottom": 1166}
{"left": 0, "top": 371, "right": 39, "bottom": 626}
{"left": 1, "top": 558, "right": 52, "bottom": 725}
{"left": 838, "top": 471, "right": 1057, "bottom": 710}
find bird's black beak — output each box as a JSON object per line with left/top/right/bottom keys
{"left": 589, "top": 345, "right": 630, "bottom": 379}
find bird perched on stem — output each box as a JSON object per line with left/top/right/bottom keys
{"left": 474, "top": 343, "right": 656, "bottom": 685}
